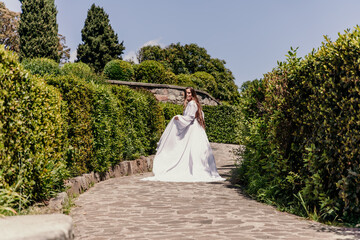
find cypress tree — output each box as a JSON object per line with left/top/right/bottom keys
{"left": 77, "top": 4, "right": 125, "bottom": 72}
{"left": 19, "top": 0, "right": 59, "bottom": 62}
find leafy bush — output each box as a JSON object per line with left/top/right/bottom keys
{"left": 192, "top": 71, "right": 218, "bottom": 97}
{"left": 111, "top": 86, "right": 165, "bottom": 158}
{"left": 45, "top": 75, "right": 95, "bottom": 175}
{"left": 21, "top": 57, "right": 61, "bottom": 76}
{"left": 134, "top": 60, "right": 166, "bottom": 84}
{"left": 103, "top": 59, "right": 134, "bottom": 81}
{"left": 235, "top": 27, "right": 360, "bottom": 225}
{"left": 160, "top": 102, "right": 183, "bottom": 125}
{"left": 0, "top": 47, "right": 68, "bottom": 212}
{"left": 90, "top": 83, "right": 124, "bottom": 172}
{"left": 175, "top": 74, "right": 197, "bottom": 88}
{"left": 203, "top": 105, "right": 240, "bottom": 144}
{"left": 61, "top": 62, "right": 96, "bottom": 80}
{"left": 164, "top": 71, "right": 177, "bottom": 85}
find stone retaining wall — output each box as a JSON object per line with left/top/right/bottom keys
{"left": 106, "top": 80, "right": 220, "bottom": 106}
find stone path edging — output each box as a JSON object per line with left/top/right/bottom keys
{"left": 65, "top": 156, "right": 154, "bottom": 196}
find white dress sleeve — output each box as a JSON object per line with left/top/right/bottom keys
{"left": 175, "top": 101, "right": 197, "bottom": 131}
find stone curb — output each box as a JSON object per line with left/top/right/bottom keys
{"left": 0, "top": 214, "right": 74, "bottom": 240}
{"left": 47, "top": 156, "right": 155, "bottom": 212}
{"left": 64, "top": 155, "right": 154, "bottom": 197}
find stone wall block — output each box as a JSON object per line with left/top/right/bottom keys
{"left": 120, "top": 162, "right": 128, "bottom": 175}
{"left": 155, "top": 94, "right": 169, "bottom": 101}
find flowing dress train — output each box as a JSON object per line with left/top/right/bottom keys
{"left": 141, "top": 100, "right": 225, "bottom": 182}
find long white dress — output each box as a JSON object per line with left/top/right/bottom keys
{"left": 142, "top": 100, "right": 225, "bottom": 182}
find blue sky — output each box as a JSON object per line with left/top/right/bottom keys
{"left": 3, "top": 0, "right": 360, "bottom": 88}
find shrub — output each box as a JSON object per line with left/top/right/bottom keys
{"left": 175, "top": 74, "right": 197, "bottom": 88}
{"left": 103, "top": 59, "right": 134, "bottom": 81}
{"left": 203, "top": 105, "right": 240, "bottom": 144}
{"left": 111, "top": 86, "right": 165, "bottom": 158}
{"left": 160, "top": 102, "right": 183, "bottom": 125}
{"left": 0, "top": 46, "right": 68, "bottom": 212}
{"left": 134, "top": 60, "right": 166, "bottom": 84}
{"left": 21, "top": 57, "right": 61, "bottom": 76}
{"left": 90, "top": 83, "right": 124, "bottom": 172}
{"left": 164, "top": 71, "right": 177, "bottom": 85}
{"left": 61, "top": 62, "right": 94, "bottom": 79}
{"left": 192, "top": 71, "right": 218, "bottom": 97}
{"left": 45, "top": 75, "right": 95, "bottom": 175}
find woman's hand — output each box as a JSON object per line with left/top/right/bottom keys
{"left": 175, "top": 116, "right": 179, "bottom": 120}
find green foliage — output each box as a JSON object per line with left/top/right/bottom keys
{"left": 163, "top": 71, "right": 177, "bottom": 85}
{"left": 160, "top": 102, "right": 183, "bottom": 125}
{"left": 175, "top": 74, "right": 197, "bottom": 88}
{"left": 111, "top": 86, "right": 165, "bottom": 158}
{"left": 45, "top": 75, "right": 94, "bottom": 175}
{"left": 90, "top": 83, "right": 124, "bottom": 172}
{"left": 0, "top": 46, "right": 68, "bottom": 212}
{"left": 21, "top": 57, "right": 61, "bottom": 76}
{"left": 192, "top": 71, "right": 218, "bottom": 94}
{"left": 134, "top": 60, "right": 166, "bottom": 84}
{"left": 203, "top": 105, "right": 240, "bottom": 144}
{"left": 19, "top": 0, "right": 59, "bottom": 62}
{"left": 104, "top": 59, "right": 134, "bottom": 81}
{"left": 77, "top": 4, "right": 125, "bottom": 72}
{"left": 234, "top": 27, "right": 360, "bottom": 225}
{"left": 61, "top": 62, "right": 96, "bottom": 81}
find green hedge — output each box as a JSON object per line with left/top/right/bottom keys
{"left": 0, "top": 47, "right": 68, "bottom": 214}
{"left": 45, "top": 75, "right": 95, "bottom": 175}
{"left": 203, "top": 105, "right": 240, "bottom": 144}
{"left": 235, "top": 27, "right": 360, "bottom": 225}
{"left": 111, "top": 87, "right": 164, "bottom": 158}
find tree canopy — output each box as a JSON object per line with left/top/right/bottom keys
{"left": 19, "top": 0, "right": 59, "bottom": 62}
{"left": 77, "top": 4, "right": 125, "bottom": 72}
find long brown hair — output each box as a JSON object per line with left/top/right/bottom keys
{"left": 184, "top": 87, "right": 205, "bottom": 129}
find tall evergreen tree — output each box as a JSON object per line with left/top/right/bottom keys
{"left": 19, "top": 0, "right": 59, "bottom": 62}
{"left": 77, "top": 4, "right": 125, "bottom": 72}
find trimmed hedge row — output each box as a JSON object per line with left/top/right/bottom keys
{"left": 203, "top": 105, "right": 240, "bottom": 144}
{"left": 235, "top": 27, "right": 360, "bottom": 225}
{"left": 0, "top": 50, "right": 165, "bottom": 215}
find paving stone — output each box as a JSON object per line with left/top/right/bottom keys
{"left": 71, "top": 143, "right": 359, "bottom": 240}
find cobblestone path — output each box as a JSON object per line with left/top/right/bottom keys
{"left": 71, "top": 143, "right": 359, "bottom": 240}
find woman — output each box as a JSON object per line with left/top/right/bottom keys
{"left": 142, "top": 87, "right": 225, "bottom": 182}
